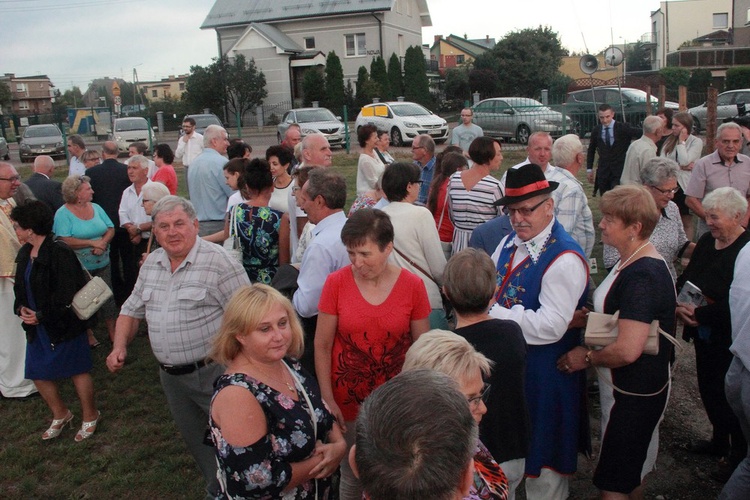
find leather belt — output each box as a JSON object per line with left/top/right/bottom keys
{"left": 159, "top": 359, "right": 210, "bottom": 376}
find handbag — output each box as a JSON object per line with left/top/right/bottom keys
{"left": 392, "top": 246, "right": 454, "bottom": 325}
{"left": 436, "top": 185, "right": 452, "bottom": 261}
{"left": 224, "top": 205, "right": 243, "bottom": 263}
{"left": 72, "top": 271, "right": 114, "bottom": 321}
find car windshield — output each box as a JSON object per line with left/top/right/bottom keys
{"left": 295, "top": 109, "right": 337, "bottom": 123}
{"left": 115, "top": 119, "right": 148, "bottom": 132}
{"left": 193, "top": 115, "right": 221, "bottom": 128}
{"left": 506, "top": 98, "right": 549, "bottom": 111}
{"left": 389, "top": 103, "right": 431, "bottom": 117}
{"left": 620, "top": 89, "right": 658, "bottom": 104}
{"left": 24, "top": 126, "right": 60, "bottom": 138}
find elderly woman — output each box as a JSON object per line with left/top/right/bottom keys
{"left": 81, "top": 150, "right": 101, "bottom": 169}
{"left": 315, "top": 209, "right": 430, "bottom": 500}
{"left": 266, "top": 145, "right": 294, "bottom": 213}
{"left": 12, "top": 201, "right": 100, "bottom": 441}
{"left": 209, "top": 284, "right": 346, "bottom": 499}
{"left": 427, "top": 151, "right": 469, "bottom": 260}
{"left": 53, "top": 175, "right": 116, "bottom": 345}
{"left": 558, "top": 185, "right": 676, "bottom": 498}
{"left": 446, "top": 248, "right": 529, "bottom": 499}
{"left": 381, "top": 162, "right": 448, "bottom": 328}
{"left": 356, "top": 124, "right": 385, "bottom": 196}
{"left": 403, "top": 329, "right": 510, "bottom": 500}
{"left": 234, "top": 159, "right": 290, "bottom": 284}
{"left": 676, "top": 187, "right": 750, "bottom": 479}
{"left": 152, "top": 143, "right": 178, "bottom": 195}
{"left": 659, "top": 112, "right": 703, "bottom": 240}
{"left": 374, "top": 129, "right": 395, "bottom": 165}
{"left": 448, "top": 136, "right": 504, "bottom": 254}
{"left": 607, "top": 157, "right": 694, "bottom": 279}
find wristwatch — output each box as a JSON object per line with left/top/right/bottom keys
{"left": 585, "top": 350, "right": 594, "bottom": 366}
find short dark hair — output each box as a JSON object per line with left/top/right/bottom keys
{"left": 415, "top": 134, "right": 435, "bottom": 155}
{"left": 355, "top": 370, "right": 477, "bottom": 500}
{"left": 341, "top": 209, "right": 394, "bottom": 251}
{"left": 305, "top": 169, "right": 346, "bottom": 210}
{"left": 358, "top": 124, "right": 378, "bottom": 147}
{"left": 129, "top": 142, "right": 148, "bottom": 155}
{"left": 598, "top": 104, "right": 613, "bottom": 113}
{"left": 443, "top": 248, "right": 497, "bottom": 315}
{"left": 154, "top": 143, "right": 174, "bottom": 164}
{"left": 381, "top": 162, "right": 420, "bottom": 202}
{"left": 227, "top": 139, "right": 252, "bottom": 159}
{"left": 183, "top": 117, "right": 196, "bottom": 126}
{"left": 67, "top": 134, "right": 85, "bottom": 149}
{"left": 10, "top": 200, "right": 54, "bottom": 236}
{"left": 468, "top": 136, "right": 501, "bottom": 165}
{"left": 241, "top": 158, "right": 273, "bottom": 195}
{"left": 265, "top": 145, "right": 294, "bottom": 167}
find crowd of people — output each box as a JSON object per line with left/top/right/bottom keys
{"left": 2, "top": 104, "right": 750, "bottom": 500}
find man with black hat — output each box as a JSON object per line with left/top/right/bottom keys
{"left": 488, "top": 163, "right": 589, "bottom": 500}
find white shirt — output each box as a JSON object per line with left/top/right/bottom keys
{"left": 174, "top": 132, "right": 204, "bottom": 166}
{"left": 69, "top": 156, "right": 86, "bottom": 177}
{"left": 118, "top": 180, "right": 155, "bottom": 237}
{"left": 489, "top": 218, "right": 588, "bottom": 345}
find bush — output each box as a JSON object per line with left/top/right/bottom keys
{"left": 726, "top": 67, "right": 750, "bottom": 91}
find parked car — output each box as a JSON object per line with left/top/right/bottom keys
{"left": 19, "top": 124, "right": 65, "bottom": 163}
{"left": 277, "top": 107, "right": 346, "bottom": 147}
{"left": 689, "top": 88, "right": 750, "bottom": 132}
{"left": 472, "top": 97, "right": 577, "bottom": 144}
{"left": 0, "top": 136, "right": 9, "bottom": 161}
{"left": 355, "top": 101, "right": 448, "bottom": 146}
{"left": 565, "top": 87, "right": 679, "bottom": 136}
{"left": 109, "top": 117, "right": 154, "bottom": 155}
{"left": 183, "top": 113, "right": 223, "bottom": 135}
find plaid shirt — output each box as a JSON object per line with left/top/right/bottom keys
{"left": 120, "top": 238, "right": 250, "bottom": 365}
{"left": 545, "top": 165, "right": 595, "bottom": 258}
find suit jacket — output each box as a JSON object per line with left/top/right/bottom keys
{"left": 24, "top": 173, "right": 63, "bottom": 212}
{"left": 86, "top": 159, "right": 130, "bottom": 227}
{"left": 586, "top": 121, "right": 642, "bottom": 192}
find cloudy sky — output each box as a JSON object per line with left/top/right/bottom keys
{"left": 3, "top": 0, "right": 660, "bottom": 92}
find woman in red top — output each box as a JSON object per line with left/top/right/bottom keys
{"left": 151, "top": 144, "right": 178, "bottom": 195}
{"left": 315, "top": 208, "right": 430, "bottom": 500}
{"left": 427, "top": 150, "right": 468, "bottom": 260}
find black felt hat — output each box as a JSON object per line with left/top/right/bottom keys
{"left": 494, "top": 163, "right": 558, "bottom": 206}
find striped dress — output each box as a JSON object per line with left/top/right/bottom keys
{"left": 448, "top": 170, "right": 503, "bottom": 255}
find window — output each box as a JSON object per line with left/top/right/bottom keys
{"left": 152, "top": 89, "right": 158, "bottom": 98}
{"left": 16, "top": 82, "right": 27, "bottom": 94}
{"left": 345, "top": 33, "right": 366, "bottom": 57}
{"left": 456, "top": 54, "right": 465, "bottom": 64}
{"left": 179, "top": 82, "right": 185, "bottom": 91}
{"left": 304, "top": 37, "right": 315, "bottom": 49}
{"left": 713, "top": 12, "right": 728, "bottom": 29}
{"left": 19, "top": 100, "right": 29, "bottom": 110}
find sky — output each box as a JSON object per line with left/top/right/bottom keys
{"left": 2, "top": 0, "right": 662, "bottom": 92}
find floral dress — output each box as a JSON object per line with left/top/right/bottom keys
{"left": 209, "top": 360, "right": 337, "bottom": 499}
{"left": 234, "top": 203, "right": 284, "bottom": 284}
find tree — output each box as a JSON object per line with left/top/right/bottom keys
{"left": 444, "top": 68, "right": 470, "bottom": 105}
{"left": 370, "top": 57, "right": 389, "bottom": 101}
{"left": 688, "top": 69, "right": 713, "bottom": 107}
{"left": 491, "top": 26, "right": 567, "bottom": 97}
{"left": 726, "top": 67, "right": 750, "bottom": 91}
{"left": 387, "top": 53, "right": 403, "bottom": 99}
{"left": 344, "top": 79, "right": 355, "bottom": 116}
{"left": 473, "top": 52, "right": 500, "bottom": 74}
{"left": 547, "top": 73, "right": 573, "bottom": 103}
{"left": 403, "top": 45, "right": 432, "bottom": 107}
{"left": 625, "top": 41, "right": 651, "bottom": 72}
{"left": 0, "top": 81, "right": 11, "bottom": 112}
{"left": 302, "top": 68, "right": 326, "bottom": 107}
{"left": 184, "top": 60, "right": 226, "bottom": 116}
{"left": 468, "top": 69, "right": 497, "bottom": 100}
{"left": 324, "top": 51, "right": 345, "bottom": 116}
{"left": 355, "top": 66, "right": 371, "bottom": 109}
{"left": 224, "top": 54, "right": 267, "bottom": 125}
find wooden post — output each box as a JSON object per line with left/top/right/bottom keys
{"left": 706, "top": 87, "right": 718, "bottom": 153}
{"left": 678, "top": 85, "right": 687, "bottom": 111}
{"left": 645, "top": 85, "right": 652, "bottom": 116}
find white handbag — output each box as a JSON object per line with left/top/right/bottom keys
{"left": 224, "top": 206, "right": 243, "bottom": 263}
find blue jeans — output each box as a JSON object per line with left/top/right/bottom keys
{"left": 720, "top": 357, "right": 750, "bottom": 499}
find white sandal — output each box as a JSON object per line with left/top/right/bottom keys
{"left": 42, "top": 411, "right": 74, "bottom": 440}
{"left": 74, "top": 411, "right": 101, "bottom": 442}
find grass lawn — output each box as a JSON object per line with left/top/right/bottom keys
{"left": 3, "top": 148, "right": 607, "bottom": 497}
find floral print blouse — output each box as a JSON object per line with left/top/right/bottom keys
{"left": 209, "top": 360, "right": 336, "bottom": 499}
{"left": 234, "top": 203, "right": 284, "bottom": 284}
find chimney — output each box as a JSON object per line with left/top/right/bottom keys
{"left": 434, "top": 35, "right": 442, "bottom": 43}
{"left": 486, "top": 35, "right": 489, "bottom": 42}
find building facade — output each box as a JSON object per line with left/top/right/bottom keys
{"left": 1, "top": 73, "right": 55, "bottom": 116}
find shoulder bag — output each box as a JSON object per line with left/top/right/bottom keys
{"left": 223, "top": 205, "right": 243, "bottom": 263}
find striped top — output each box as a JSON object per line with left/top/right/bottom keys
{"left": 448, "top": 171, "right": 503, "bottom": 255}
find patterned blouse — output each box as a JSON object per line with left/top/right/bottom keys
{"left": 209, "top": 360, "right": 337, "bottom": 499}
{"left": 234, "top": 203, "right": 284, "bottom": 284}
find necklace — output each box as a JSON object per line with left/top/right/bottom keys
{"left": 243, "top": 355, "right": 296, "bottom": 392}
{"left": 616, "top": 241, "right": 650, "bottom": 273}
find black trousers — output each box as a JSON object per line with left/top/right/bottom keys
{"left": 109, "top": 229, "right": 132, "bottom": 307}
{"left": 299, "top": 314, "right": 318, "bottom": 377}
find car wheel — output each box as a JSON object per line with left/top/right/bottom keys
{"left": 692, "top": 116, "right": 701, "bottom": 134}
{"left": 3, "top": 154, "right": 8, "bottom": 161}
{"left": 435, "top": 138, "right": 447, "bottom": 145}
{"left": 391, "top": 127, "right": 403, "bottom": 147}
{"left": 277, "top": 132, "right": 282, "bottom": 143}
{"left": 516, "top": 125, "right": 531, "bottom": 145}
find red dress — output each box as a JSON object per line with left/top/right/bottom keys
{"left": 432, "top": 179, "right": 454, "bottom": 243}
{"left": 318, "top": 266, "right": 430, "bottom": 421}
{"left": 152, "top": 165, "right": 178, "bottom": 195}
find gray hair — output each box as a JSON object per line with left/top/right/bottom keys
{"left": 703, "top": 187, "right": 748, "bottom": 218}
{"left": 33, "top": 155, "right": 55, "bottom": 173}
{"left": 640, "top": 157, "right": 679, "bottom": 187}
{"left": 203, "top": 124, "right": 227, "bottom": 148}
{"left": 552, "top": 134, "right": 584, "bottom": 168}
{"left": 142, "top": 182, "right": 171, "bottom": 202}
{"left": 718, "top": 121, "right": 743, "bottom": 139}
{"left": 305, "top": 168, "right": 346, "bottom": 210}
{"left": 300, "top": 132, "right": 326, "bottom": 153}
{"left": 67, "top": 134, "right": 86, "bottom": 149}
{"left": 127, "top": 154, "right": 149, "bottom": 170}
{"left": 151, "top": 196, "right": 197, "bottom": 221}
{"left": 61, "top": 175, "right": 91, "bottom": 204}
{"left": 643, "top": 115, "right": 664, "bottom": 135}
{"left": 415, "top": 134, "right": 435, "bottom": 155}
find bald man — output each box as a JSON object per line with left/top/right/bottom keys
{"left": 24, "top": 156, "right": 63, "bottom": 212}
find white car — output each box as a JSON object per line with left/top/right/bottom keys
{"left": 109, "top": 117, "right": 154, "bottom": 155}
{"left": 689, "top": 88, "right": 750, "bottom": 132}
{"left": 355, "top": 101, "right": 448, "bottom": 146}
{"left": 276, "top": 107, "right": 345, "bottom": 147}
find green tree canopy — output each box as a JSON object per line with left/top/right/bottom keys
{"left": 224, "top": 54, "right": 268, "bottom": 125}
{"left": 370, "top": 56, "right": 389, "bottom": 102}
{"left": 726, "top": 67, "right": 750, "bottom": 91}
{"left": 387, "top": 53, "right": 403, "bottom": 100}
{"left": 659, "top": 67, "right": 690, "bottom": 91}
{"left": 469, "top": 69, "right": 497, "bottom": 100}
{"left": 302, "top": 68, "right": 326, "bottom": 107}
{"left": 445, "top": 68, "right": 470, "bottom": 104}
{"left": 626, "top": 41, "right": 651, "bottom": 72}
{"left": 324, "top": 51, "right": 345, "bottom": 116}
{"left": 0, "top": 81, "right": 12, "bottom": 112}
{"left": 688, "top": 69, "right": 713, "bottom": 107}
{"left": 184, "top": 59, "right": 226, "bottom": 117}
{"left": 355, "top": 66, "right": 371, "bottom": 109}
{"left": 403, "top": 45, "right": 432, "bottom": 107}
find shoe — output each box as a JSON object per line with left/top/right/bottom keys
{"left": 42, "top": 411, "right": 75, "bottom": 440}
{"left": 685, "top": 439, "right": 726, "bottom": 457}
{"left": 74, "top": 411, "right": 100, "bottom": 442}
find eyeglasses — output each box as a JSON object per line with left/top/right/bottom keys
{"left": 467, "top": 384, "right": 491, "bottom": 409}
{"left": 412, "top": 146, "right": 424, "bottom": 150}
{"left": 503, "top": 198, "right": 549, "bottom": 217}
{"left": 650, "top": 185, "right": 678, "bottom": 196}
{"left": 0, "top": 175, "right": 21, "bottom": 182}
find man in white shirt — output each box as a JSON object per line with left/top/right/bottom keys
{"left": 175, "top": 117, "right": 204, "bottom": 195}
{"left": 67, "top": 134, "right": 86, "bottom": 176}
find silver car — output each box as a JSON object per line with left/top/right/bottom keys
{"left": 472, "top": 97, "right": 575, "bottom": 145}
{"left": 19, "top": 124, "right": 65, "bottom": 162}
{"left": 109, "top": 117, "right": 154, "bottom": 155}
{"left": 277, "top": 108, "right": 345, "bottom": 147}
{"left": 689, "top": 88, "right": 750, "bottom": 132}
{"left": 0, "top": 136, "right": 9, "bottom": 161}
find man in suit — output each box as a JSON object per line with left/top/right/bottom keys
{"left": 586, "top": 104, "right": 641, "bottom": 195}
{"left": 24, "top": 155, "right": 63, "bottom": 212}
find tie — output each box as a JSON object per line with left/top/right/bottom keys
{"left": 604, "top": 126, "right": 612, "bottom": 146}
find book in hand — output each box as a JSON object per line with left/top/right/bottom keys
{"left": 677, "top": 280, "right": 707, "bottom": 307}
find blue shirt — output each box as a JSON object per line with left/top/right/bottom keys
{"left": 53, "top": 203, "right": 114, "bottom": 271}
{"left": 416, "top": 156, "right": 436, "bottom": 205}
{"left": 186, "top": 148, "right": 232, "bottom": 221}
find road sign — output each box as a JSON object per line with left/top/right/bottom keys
{"left": 112, "top": 81, "right": 121, "bottom": 97}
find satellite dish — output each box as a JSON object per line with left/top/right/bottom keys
{"left": 579, "top": 54, "right": 598, "bottom": 75}
{"left": 604, "top": 47, "right": 624, "bottom": 66}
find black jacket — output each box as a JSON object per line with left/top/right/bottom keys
{"left": 14, "top": 237, "right": 89, "bottom": 346}
{"left": 87, "top": 159, "right": 130, "bottom": 226}
{"left": 24, "top": 173, "right": 64, "bottom": 212}
{"left": 586, "top": 121, "right": 642, "bottom": 192}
